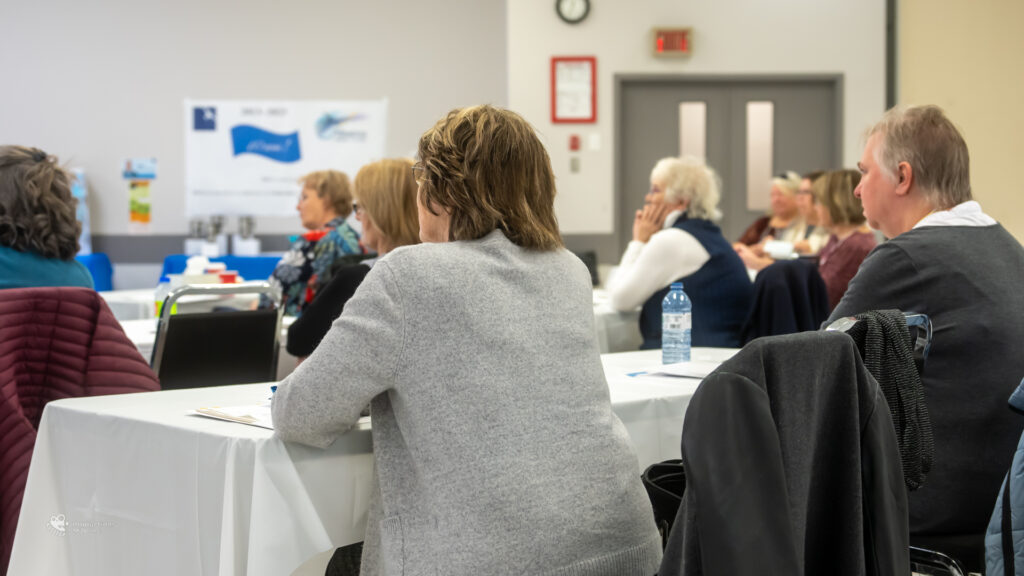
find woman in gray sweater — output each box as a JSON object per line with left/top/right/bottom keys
{"left": 272, "top": 105, "right": 661, "bottom": 576}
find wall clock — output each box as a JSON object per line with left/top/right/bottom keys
{"left": 556, "top": 0, "right": 590, "bottom": 25}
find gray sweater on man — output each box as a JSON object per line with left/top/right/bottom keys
{"left": 273, "top": 230, "right": 662, "bottom": 576}
{"left": 827, "top": 223, "right": 1024, "bottom": 536}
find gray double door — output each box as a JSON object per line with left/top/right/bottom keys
{"left": 616, "top": 76, "right": 841, "bottom": 252}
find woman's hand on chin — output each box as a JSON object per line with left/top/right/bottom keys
{"left": 632, "top": 203, "right": 670, "bottom": 243}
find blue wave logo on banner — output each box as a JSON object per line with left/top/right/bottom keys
{"left": 315, "top": 112, "right": 366, "bottom": 140}
{"left": 231, "top": 125, "right": 302, "bottom": 163}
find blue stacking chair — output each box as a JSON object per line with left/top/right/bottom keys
{"left": 160, "top": 254, "right": 280, "bottom": 282}
{"left": 75, "top": 252, "right": 113, "bottom": 291}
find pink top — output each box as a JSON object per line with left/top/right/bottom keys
{"left": 818, "top": 230, "right": 878, "bottom": 310}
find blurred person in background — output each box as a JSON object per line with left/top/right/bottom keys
{"left": 792, "top": 170, "right": 830, "bottom": 255}
{"left": 286, "top": 158, "right": 420, "bottom": 359}
{"left": 267, "top": 170, "right": 362, "bottom": 316}
{"left": 0, "top": 145, "right": 92, "bottom": 289}
{"left": 735, "top": 171, "right": 806, "bottom": 251}
{"left": 735, "top": 170, "right": 831, "bottom": 269}
{"left": 608, "top": 156, "right": 752, "bottom": 349}
{"left": 812, "top": 169, "right": 876, "bottom": 310}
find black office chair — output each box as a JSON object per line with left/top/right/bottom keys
{"left": 151, "top": 282, "right": 282, "bottom": 390}
{"left": 571, "top": 250, "right": 600, "bottom": 287}
{"left": 640, "top": 459, "right": 685, "bottom": 549}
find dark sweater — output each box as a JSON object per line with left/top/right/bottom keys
{"left": 827, "top": 223, "right": 1024, "bottom": 536}
{"left": 639, "top": 217, "right": 752, "bottom": 349}
{"left": 286, "top": 263, "right": 371, "bottom": 357}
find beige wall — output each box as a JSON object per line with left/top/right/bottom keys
{"left": 899, "top": 0, "right": 1024, "bottom": 241}
{"left": 509, "top": 0, "right": 887, "bottom": 235}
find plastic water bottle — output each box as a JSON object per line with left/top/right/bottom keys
{"left": 662, "top": 282, "right": 692, "bottom": 364}
{"left": 154, "top": 276, "right": 172, "bottom": 317}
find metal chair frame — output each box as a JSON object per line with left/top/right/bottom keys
{"left": 909, "top": 546, "right": 967, "bottom": 576}
{"left": 151, "top": 282, "right": 282, "bottom": 383}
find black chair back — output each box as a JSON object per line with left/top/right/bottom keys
{"left": 571, "top": 250, "right": 600, "bottom": 286}
{"left": 155, "top": 308, "right": 280, "bottom": 389}
{"left": 151, "top": 282, "right": 282, "bottom": 389}
{"left": 641, "top": 459, "right": 685, "bottom": 549}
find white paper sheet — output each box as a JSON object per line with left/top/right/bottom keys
{"left": 193, "top": 404, "right": 274, "bottom": 429}
{"left": 639, "top": 359, "right": 722, "bottom": 379}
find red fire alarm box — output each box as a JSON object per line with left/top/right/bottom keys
{"left": 653, "top": 28, "right": 691, "bottom": 57}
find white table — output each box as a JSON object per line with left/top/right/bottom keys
{"left": 119, "top": 316, "right": 299, "bottom": 381}
{"left": 592, "top": 288, "right": 642, "bottom": 353}
{"left": 603, "top": 348, "right": 739, "bottom": 466}
{"left": 112, "top": 289, "right": 641, "bottom": 358}
{"left": 9, "top": 348, "right": 736, "bottom": 576}
{"left": 101, "top": 289, "right": 261, "bottom": 322}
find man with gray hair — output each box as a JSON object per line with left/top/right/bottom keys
{"left": 827, "top": 105, "right": 1024, "bottom": 569}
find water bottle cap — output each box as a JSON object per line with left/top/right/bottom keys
{"left": 159, "top": 275, "right": 170, "bottom": 283}
{"left": 670, "top": 282, "right": 684, "bottom": 290}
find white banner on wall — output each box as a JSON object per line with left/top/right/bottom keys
{"left": 184, "top": 99, "right": 387, "bottom": 216}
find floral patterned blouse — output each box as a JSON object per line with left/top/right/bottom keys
{"left": 268, "top": 217, "right": 362, "bottom": 316}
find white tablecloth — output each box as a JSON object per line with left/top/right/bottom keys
{"left": 108, "top": 288, "right": 641, "bottom": 354}
{"left": 592, "top": 288, "right": 642, "bottom": 353}
{"left": 101, "top": 289, "right": 261, "bottom": 322}
{"left": 9, "top": 348, "right": 736, "bottom": 576}
{"left": 119, "top": 316, "right": 299, "bottom": 382}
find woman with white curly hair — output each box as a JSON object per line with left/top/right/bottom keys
{"left": 608, "top": 156, "right": 753, "bottom": 349}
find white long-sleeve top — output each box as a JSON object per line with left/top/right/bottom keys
{"left": 607, "top": 211, "right": 710, "bottom": 311}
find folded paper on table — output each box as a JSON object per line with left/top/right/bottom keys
{"left": 194, "top": 404, "right": 274, "bottom": 429}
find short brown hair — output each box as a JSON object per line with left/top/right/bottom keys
{"left": 298, "top": 170, "right": 353, "bottom": 218}
{"left": 416, "top": 105, "right": 563, "bottom": 251}
{"left": 868, "top": 105, "right": 971, "bottom": 209}
{"left": 814, "top": 169, "right": 865, "bottom": 226}
{"left": 0, "top": 145, "right": 81, "bottom": 260}
{"left": 354, "top": 158, "right": 420, "bottom": 249}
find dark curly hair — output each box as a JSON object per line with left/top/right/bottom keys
{"left": 0, "top": 145, "right": 81, "bottom": 260}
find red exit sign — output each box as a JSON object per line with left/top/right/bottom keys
{"left": 653, "top": 28, "right": 691, "bottom": 57}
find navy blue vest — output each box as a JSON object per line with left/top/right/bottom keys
{"left": 639, "top": 217, "right": 753, "bottom": 349}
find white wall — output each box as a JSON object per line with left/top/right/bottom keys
{"left": 508, "top": 0, "right": 887, "bottom": 235}
{"left": 0, "top": 0, "right": 507, "bottom": 236}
